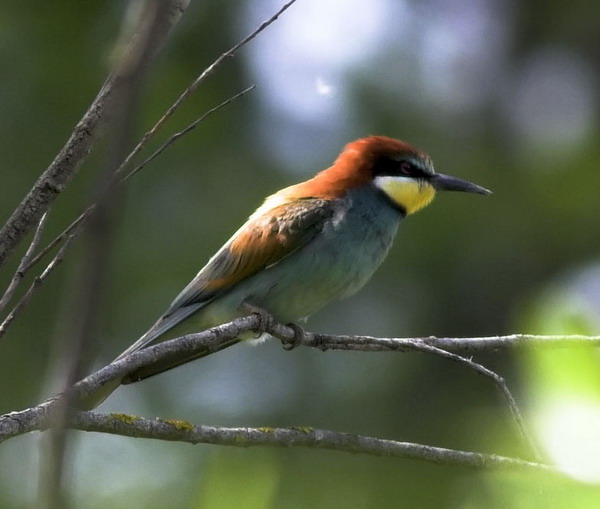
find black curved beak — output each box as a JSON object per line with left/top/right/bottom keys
{"left": 431, "top": 173, "right": 492, "bottom": 196}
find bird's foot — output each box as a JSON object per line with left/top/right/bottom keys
{"left": 240, "top": 302, "right": 272, "bottom": 338}
{"left": 281, "top": 322, "right": 306, "bottom": 351}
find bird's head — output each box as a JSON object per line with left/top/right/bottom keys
{"left": 309, "top": 136, "right": 491, "bottom": 215}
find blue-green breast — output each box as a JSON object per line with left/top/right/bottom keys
{"left": 218, "top": 185, "right": 403, "bottom": 323}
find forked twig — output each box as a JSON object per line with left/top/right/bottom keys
{"left": 115, "top": 0, "right": 297, "bottom": 177}
{"left": 8, "top": 0, "right": 298, "bottom": 287}
{"left": 0, "top": 0, "right": 297, "bottom": 336}
{"left": 398, "top": 340, "right": 540, "bottom": 460}
{"left": 0, "top": 0, "right": 189, "bottom": 271}
{"left": 123, "top": 84, "right": 255, "bottom": 181}
{"left": 21, "top": 85, "right": 255, "bottom": 278}
{"left": 266, "top": 321, "right": 542, "bottom": 460}
{"left": 0, "top": 212, "right": 48, "bottom": 314}
{"left": 0, "top": 221, "right": 84, "bottom": 339}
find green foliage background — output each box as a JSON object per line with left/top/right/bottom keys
{"left": 0, "top": 1, "right": 599, "bottom": 507}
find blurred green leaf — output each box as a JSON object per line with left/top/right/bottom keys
{"left": 194, "top": 450, "right": 281, "bottom": 509}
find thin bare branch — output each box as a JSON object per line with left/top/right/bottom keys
{"left": 0, "top": 0, "right": 190, "bottom": 271}
{"left": 370, "top": 339, "right": 540, "bottom": 460}
{"left": 116, "top": 0, "right": 298, "bottom": 177}
{"left": 0, "top": 223, "right": 83, "bottom": 339}
{"left": 0, "top": 1, "right": 294, "bottom": 335}
{"left": 418, "top": 333, "right": 600, "bottom": 352}
{"left": 269, "top": 322, "right": 545, "bottom": 458}
{"left": 20, "top": 84, "right": 256, "bottom": 282}
{"left": 123, "top": 84, "right": 256, "bottom": 181}
{"left": 11, "top": 1, "right": 295, "bottom": 278}
{"left": 69, "top": 411, "right": 556, "bottom": 472}
{"left": 37, "top": 4, "right": 186, "bottom": 508}
{"left": 0, "top": 405, "right": 554, "bottom": 471}
{"left": 0, "top": 0, "right": 283, "bottom": 333}
{"left": 21, "top": 209, "right": 90, "bottom": 275}
{"left": 270, "top": 328, "right": 600, "bottom": 353}
{"left": 0, "top": 212, "right": 48, "bottom": 314}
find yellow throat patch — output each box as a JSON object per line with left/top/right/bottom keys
{"left": 374, "top": 176, "right": 436, "bottom": 215}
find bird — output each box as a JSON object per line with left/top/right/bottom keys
{"left": 81, "top": 135, "right": 491, "bottom": 408}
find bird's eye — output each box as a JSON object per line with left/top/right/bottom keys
{"left": 398, "top": 161, "right": 412, "bottom": 176}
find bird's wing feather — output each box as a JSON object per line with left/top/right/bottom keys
{"left": 167, "top": 196, "right": 334, "bottom": 311}
{"left": 117, "top": 196, "right": 334, "bottom": 359}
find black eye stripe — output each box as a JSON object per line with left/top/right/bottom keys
{"left": 372, "top": 156, "right": 432, "bottom": 179}
{"left": 398, "top": 161, "right": 412, "bottom": 175}
{"left": 403, "top": 163, "right": 430, "bottom": 179}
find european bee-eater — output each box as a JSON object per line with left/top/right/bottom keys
{"left": 84, "top": 135, "right": 491, "bottom": 408}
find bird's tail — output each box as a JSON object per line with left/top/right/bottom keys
{"left": 121, "top": 336, "right": 240, "bottom": 384}
{"left": 77, "top": 337, "right": 240, "bottom": 410}
{"left": 76, "top": 304, "right": 238, "bottom": 410}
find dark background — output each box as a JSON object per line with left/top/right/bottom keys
{"left": 1, "top": 0, "right": 599, "bottom": 507}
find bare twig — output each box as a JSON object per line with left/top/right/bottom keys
{"left": 418, "top": 334, "right": 600, "bottom": 352}
{"left": 21, "top": 208, "right": 90, "bottom": 275}
{"left": 363, "top": 339, "right": 541, "bottom": 460}
{"left": 123, "top": 84, "right": 256, "bottom": 181}
{"left": 272, "top": 329, "right": 600, "bottom": 353}
{"left": 116, "top": 0, "right": 298, "bottom": 177}
{"left": 8, "top": 0, "right": 296, "bottom": 283}
{"left": 0, "top": 0, "right": 286, "bottom": 335}
{"left": 0, "top": 212, "right": 48, "bottom": 315}
{"left": 37, "top": 4, "right": 185, "bottom": 509}
{"left": 0, "top": 0, "right": 190, "bottom": 271}
{"left": 0, "top": 224, "right": 83, "bottom": 339}
{"left": 19, "top": 84, "right": 255, "bottom": 282}
{"left": 70, "top": 411, "right": 555, "bottom": 472}
{"left": 0, "top": 405, "right": 554, "bottom": 472}
{"left": 269, "top": 323, "right": 546, "bottom": 458}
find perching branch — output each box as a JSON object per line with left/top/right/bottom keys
{"left": 0, "top": 0, "right": 190, "bottom": 271}
{"left": 1, "top": 314, "right": 597, "bottom": 469}
{"left": 56, "top": 315, "right": 600, "bottom": 411}
{"left": 3, "top": 314, "right": 596, "bottom": 424}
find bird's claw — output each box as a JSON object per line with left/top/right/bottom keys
{"left": 240, "top": 303, "right": 305, "bottom": 347}
{"left": 241, "top": 302, "right": 271, "bottom": 338}
{"left": 281, "top": 322, "right": 306, "bottom": 351}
